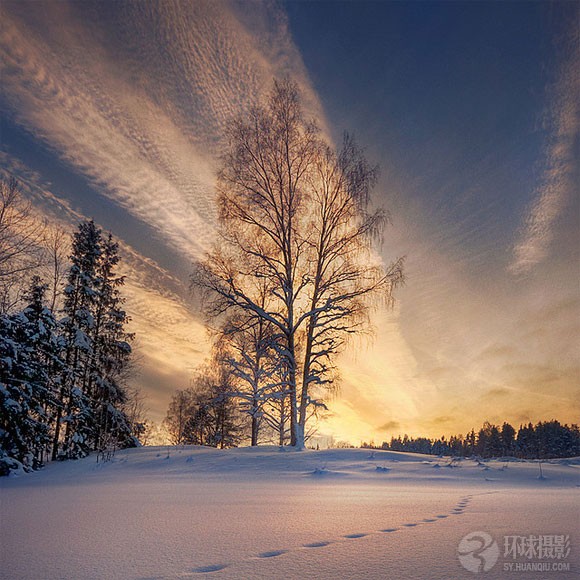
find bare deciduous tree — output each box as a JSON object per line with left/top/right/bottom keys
{"left": 164, "top": 357, "right": 244, "bottom": 449}
{"left": 0, "top": 179, "right": 45, "bottom": 312}
{"left": 123, "top": 384, "right": 150, "bottom": 445}
{"left": 297, "top": 135, "right": 404, "bottom": 433}
{"left": 163, "top": 389, "right": 193, "bottom": 445}
{"left": 41, "top": 224, "right": 70, "bottom": 312}
{"left": 217, "top": 307, "right": 285, "bottom": 446}
{"left": 194, "top": 79, "right": 403, "bottom": 448}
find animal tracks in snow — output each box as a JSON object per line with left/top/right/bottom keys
{"left": 178, "top": 493, "right": 494, "bottom": 577}
{"left": 256, "top": 549, "right": 288, "bottom": 558}
{"left": 303, "top": 540, "right": 332, "bottom": 548}
{"left": 191, "top": 564, "right": 229, "bottom": 574}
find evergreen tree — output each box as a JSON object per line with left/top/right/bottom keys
{"left": 465, "top": 429, "right": 476, "bottom": 456}
{"left": 476, "top": 422, "right": 502, "bottom": 458}
{"left": 54, "top": 220, "right": 101, "bottom": 460}
{"left": 53, "top": 220, "right": 134, "bottom": 460}
{"left": 1, "top": 219, "right": 138, "bottom": 474}
{"left": 0, "top": 278, "right": 62, "bottom": 473}
{"left": 500, "top": 422, "right": 516, "bottom": 456}
{"left": 381, "top": 420, "right": 578, "bottom": 460}
{"left": 87, "top": 233, "right": 134, "bottom": 451}
{"left": 516, "top": 423, "right": 536, "bottom": 459}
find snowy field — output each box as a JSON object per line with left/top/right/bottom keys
{"left": 1, "top": 446, "right": 578, "bottom": 580}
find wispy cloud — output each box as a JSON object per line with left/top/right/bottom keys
{"left": 510, "top": 22, "right": 579, "bottom": 275}
{"left": 1, "top": 2, "right": 578, "bottom": 438}
{"left": 0, "top": 0, "right": 326, "bottom": 424}
{"left": 1, "top": 151, "right": 209, "bottom": 422}
{"left": 0, "top": 1, "right": 323, "bottom": 264}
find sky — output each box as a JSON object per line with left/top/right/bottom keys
{"left": 1, "top": 0, "right": 578, "bottom": 444}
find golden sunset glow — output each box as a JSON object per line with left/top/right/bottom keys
{"left": 1, "top": 0, "right": 578, "bottom": 445}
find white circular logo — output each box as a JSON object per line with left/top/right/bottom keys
{"left": 458, "top": 531, "right": 500, "bottom": 573}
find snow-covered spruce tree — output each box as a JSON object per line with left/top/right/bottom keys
{"left": 0, "top": 277, "right": 62, "bottom": 474}
{"left": 54, "top": 220, "right": 101, "bottom": 460}
{"left": 194, "top": 79, "right": 403, "bottom": 448}
{"left": 53, "top": 220, "right": 134, "bottom": 460}
{"left": 85, "top": 233, "right": 135, "bottom": 452}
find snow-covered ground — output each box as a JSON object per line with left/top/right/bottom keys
{"left": 1, "top": 446, "right": 578, "bottom": 579}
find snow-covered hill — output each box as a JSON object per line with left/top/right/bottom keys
{"left": 1, "top": 446, "right": 578, "bottom": 579}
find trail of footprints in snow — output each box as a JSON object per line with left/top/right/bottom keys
{"left": 183, "top": 492, "right": 493, "bottom": 577}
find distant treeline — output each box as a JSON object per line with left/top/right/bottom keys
{"left": 367, "top": 420, "right": 580, "bottom": 459}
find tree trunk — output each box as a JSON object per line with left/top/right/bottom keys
{"left": 288, "top": 331, "right": 299, "bottom": 447}
{"left": 51, "top": 406, "right": 62, "bottom": 460}
{"left": 278, "top": 395, "right": 286, "bottom": 446}
{"left": 299, "top": 321, "right": 315, "bottom": 434}
{"left": 299, "top": 241, "right": 324, "bottom": 443}
{"left": 251, "top": 413, "right": 259, "bottom": 446}
{"left": 220, "top": 408, "right": 225, "bottom": 449}
{"left": 295, "top": 423, "right": 305, "bottom": 450}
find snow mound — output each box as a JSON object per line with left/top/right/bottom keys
{"left": 310, "top": 467, "right": 348, "bottom": 478}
